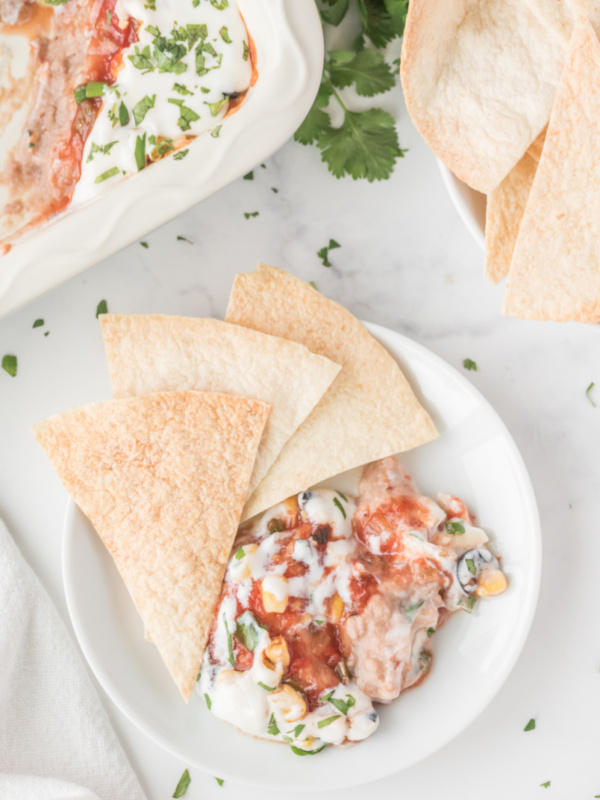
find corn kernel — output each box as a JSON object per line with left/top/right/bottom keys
{"left": 218, "top": 669, "right": 237, "bottom": 684}
{"left": 261, "top": 575, "right": 289, "bottom": 613}
{"left": 262, "top": 636, "right": 290, "bottom": 669}
{"left": 475, "top": 568, "right": 508, "bottom": 597}
{"left": 329, "top": 593, "right": 345, "bottom": 622}
{"left": 271, "top": 683, "right": 306, "bottom": 723}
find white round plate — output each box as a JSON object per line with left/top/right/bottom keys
{"left": 438, "top": 161, "right": 486, "bottom": 249}
{"left": 63, "top": 322, "right": 541, "bottom": 792}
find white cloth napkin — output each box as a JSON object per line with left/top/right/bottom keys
{"left": 0, "top": 521, "right": 147, "bottom": 800}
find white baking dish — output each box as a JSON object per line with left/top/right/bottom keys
{"left": 0, "top": 0, "right": 323, "bottom": 317}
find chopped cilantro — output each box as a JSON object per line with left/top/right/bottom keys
{"left": 140, "top": 241, "right": 149, "bottom": 249}
{"left": 105, "top": 9, "right": 112, "bottom": 30}
{"left": 288, "top": 724, "right": 305, "bottom": 737}
{"left": 74, "top": 81, "right": 106, "bottom": 104}
{"left": 118, "top": 101, "right": 130, "bottom": 126}
{"left": 220, "top": 26, "right": 232, "bottom": 43}
{"left": 94, "top": 166, "right": 119, "bottom": 184}
{"left": 235, "top": 612, "right": 260, "bottom": 652}
{"left": 586, "top": 381, "right": 596, "bottom": 407}
{"left": 309, "top": 281, "right": 318, "bottom": 290}
{"left": 258, "top": 681, "right": 276, "bottom": 691}
{"left": 404, "top": 600, "right": 424, "bottom": 619}
{"left": 426, "top": 627, "right": 435, "bottom": 638}
{"left": 243, "top": 171, "right": 254, "bottom": 180}
{"left": 223, "top": 614, "right": 235, "bottom": 666}
{"left": 318, "top": 714, "right": 340, "bottom": 729}
{"left": 168, "top": 98, "right": 200, "bottom": 131}
{"left": 205, "top": 97, "right": 228, "bottom": 116}
{"left": 524, "top": 718, "right": 536, "bottom": 732}
{"left": 290, "top": 744, "right": 326, "bottom": 756}
{"left": 446, "top": 521, "right": 465, "bottom": 535}
{"left": 134, "top": 134, "right": 146, "bottom": 171}
{"left": 243, "top": 40, "right": 249, "bottom": 61}
{"left": 323, "top": 691, "right": 355, "bottom": 715}
{"left": 244, "top": 211, "right": 259, "bottom": 219}
{"left": 466, "top": 558, "right": 476, "bottom": 576}
{"left": 204, "top": 692, "right": 212, "bottom": 709}
{"left": 540, "top": 782, "right": 551, "bottom": 789}
{"left": 333, "top": 497, "right": 346, "bottom": 519}
{"left": 318, "top": 238, "right": 341, "bottom": 267}
{"left": 210, "top": 0, "right": 229, "bottom": 7}
{"left": 327, "top": 49, "right": 395, "bottom": 96}
{"left": 267, "top": 713, "right": 280, "bottom": 735}
{"left": 172, "top": 769, "right": 191, "bottom": 798}
{"left": 215, "top": 778, "right": 224, "bottom": 787}
{"left": 211, "top": 124, "right": 222, "bottom": 137}
{"left": 173, "top": 82, "right": 193, "bottom": 95}
{"left": 1, "top": 355, "right": 17, "bottom": 377}
{"left": 271, "top": 187, "right": 279, "bottom": 193}
{"left": 87, "top": 141, "right": 118, "bottom": 162}
{"left": 463, "top": 358, "right": 478, "bottom": 372}
{"left": 33, "top": 319, "right": 44, "bottom": 328}
{"left": 234, "top": 547, "right": 245, "bottom": 560}
{"left": 95, "top": 300, "right": 108, "bottom": 317}
{"left": 177, "top": 234, "right": 192, "bottom": 243}
{"left": 129, "top": 45, "right": 155, "bottom": 72}
{"left": 132, "top": 94, "right": 156, "bottom": 125}
{"left": 173, "top": 148, "right": 189, "bottom": 160}
{"left": 336, "top": 490, "right": 348, "bottom": 502}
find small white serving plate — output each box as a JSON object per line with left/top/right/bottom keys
{"left": 438, "top": 161, "right": 486, "bottom": 250}
{"left": 0, "top": 0, "right": 323, "bottom": 318}
{"left": 62, "top": 322, "right": 541, "bottom": 791}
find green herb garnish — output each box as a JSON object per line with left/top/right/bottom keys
{"left": 234, "top": 546, "right": 245, "bottom": 560}
{"left": 204, "top": 692, "right": 212, "bottom": 709}
{"left": 211, "top": 125, "right": 222, "bottom": 137}
{"left": 466, "top": 558, "right": 476, "bottom": 576}
{"left": 288, "top": 723, "right": 305, "bottom": 737}
{"left": 524, "top": 718, "right": 536, "bottom": 732}
{"left": 446, "top": 521, "right": 465, "bottom": 535}
{"left": 1, "top": 355, "right": 17, "bottom": 377}
{"left": 134, "top": 134, "right": 146, "bottom": 171}
{"left": 243, "top": 171, "right": 254, "bottom": 180}
{"left": 118, "top": 101, "right": 130, "bottom": 126}
{"left": 243, "top": 40, "right": 249, "bottom": 61}
{"left": 140, "top": 241, "right": 149, "bottom": 249}
{"left": 205, "top": 97, "right": 228, "bottom": 116}
{"left": 318, "top": 714, "right": 340, "bottom": 729}
{"left": 173, "top": 149, "right": 190, "bottom": 161}
{"left": 404, "top": 600, "right": 424, "bottom": 619}
{"left": 172, "top": 768, "right": 191, "bottom": 797}
{"left": 74, "top": 81, "right": 105, "bottom": 104}
{"left": 177, "top": 235, "right": 192, "bottom": 243}
{"left": 210, "top": 0, "right": 229, "bottom": 7}
{"left": 33, "top": 319, "right": 44, "bottom": 328}
{"left": 317, "top": 238, "right": 341, "bottom": 267}
{"left": 133, "top": 94, "right": 156, "bottom": 125}
{"left": 215, "top": 778, "right": 224, "bottom": 787}
{"left": 223, "top": 614, "right": 235, "bottom": 666}
{"left": 335, "top": 490, "right": 348, "bottom": 502}
{"left": 235, "top": 611, "right": 260, "bottom": 652}
{"left": 173, "top": 82, "right": 193, "bottom": 95}
{"left": 244, "top": 211, "right": 259, "bottom": 219}
{"left": 290, "top": 744, "right": 326, "bottom": 756}
{"left": 95, "top": 300, "right": 108, "bottom": 318}
{"left": 258, "top": 681, "right": 276, "bottom": 692}
{"left": 87, "top": 141, "right": 118, "bottom": 162}
{"left": 267, "top": 713, "right": 280, "bottom": 735}
{"left": 426, "top": 627, "right": 435, "bottom": 638}
{"left": 323, "top": 691, "right": 355, "bottom": 715}
{"left": 309, "top": 281, "right": 318, "bottom": 290}
{"left": 333, "top": 496, "right": 346, "bottom": 519}
{"left": 219, "top": 26, "right": 232, "bottom": 43}
{"left": 94, "top": 166, "right": 119, "bottom": 184}
{"left": 168, "top": 98, "right": 200, "bottom": 131}
{"left": 540, "top": 782, "right": 550, "bottom": 789}
{"left": 586, "top": 381, "right": 596, "bottom": 407}
{"left": 463, "top": 358, "right": 478, "bottom": 372}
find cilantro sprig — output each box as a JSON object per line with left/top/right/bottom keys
{"left": 294, "top": 0, "right": 409, "bottom": 181}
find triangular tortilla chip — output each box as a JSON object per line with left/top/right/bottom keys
{"left": 401, "top": 0, "right": 599, "bottom": 193}
{"left": 100, "top": 315, "right": 340, "bottom": 497}
{"left": 33, "top": 391, "right": 269, "bottom": 701}
{"left": 226, "top": 265, "right": 438, "bottom": 521}
{"left": 485, "top": 151, "right": 538, "bottom": 285}
{"left": 526, "top": 127, "right": 547, "bottom": 163}
{"left": 504, "top": 20, "right": 600, "bottom": 322}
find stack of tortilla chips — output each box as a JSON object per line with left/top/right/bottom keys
{"left": 34, "top": 265, "right": 437, "bottom": 700}
{"left": 401, "top": 1, "right": 600, "bottom": 323}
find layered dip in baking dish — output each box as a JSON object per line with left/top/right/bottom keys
{"left": 0, "top": 0, "right": 254, "bottom": 245}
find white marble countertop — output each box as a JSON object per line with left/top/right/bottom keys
{"left": 1, "top": 90, "right": 599, "bottom": 799}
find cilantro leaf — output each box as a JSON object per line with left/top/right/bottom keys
{"left": 172, "top": 769, "right": 191, "bottom": 797}
{"left": 319, "top": 0, "right": 350, "bottom": 26}
{"left": 294, "top": 79, "right": 333, "bottom": 146}
{"left": 2, "top": 354, "right": 17, "bottom": 377}
{"left": 267, "top": 713, "right": 280, "bottom": 735}
{"left": 328, "top": 49, "right": 395, "bottom": 97}
{"left": 290, "top": 744, "right": 327, "bottom": 756}
{"left": 463, "top": 358, "right": 478, "bottom": 372}
{"left": 215, "top": 778, "right": 224, "bottom": 787}
{"left": 134, "top": 134, "right": 147, "bottom": 171}
{"left": 383, "top": 0, "right": 409, "bottom": 37}
{"left": 319, "top": 108, "right": 404, "bottom": 181}
{"left": 586, "top": 381, "right": 596, "bottom": 407}
{"left": 357, "top": 0, "right": 398, "bottom": 48}
{"left": 318, "top": 714, "right": 340, "bottom": 729}
{"left": 235, "top": 611, "right": 260, "bottom": 652}
{"left": 132, "top": 95, "right": 156, "bottom": 125}
{"left": 524, "top": 718, "right": 536, "bottom": 732}
{"left": 96, "top": 300, "right": 108, "bottom": 318}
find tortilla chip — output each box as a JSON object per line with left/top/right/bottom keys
{"left": 526, "top": 128, "right": 547, "bottom": 163}
{"left": 400, "top": 0, "right": 599, "bottom": 193}
{"left": 504, "top": 20, "right": 600, "bottom": 322}
{"left": 485, "top": 152, "right": 538, "bottom": 285}
{"left": 226, "top": 265, "right": 438, "bottom": 521}
{"left": 100, "top": 315, "right": 340, "bottom": 496}
{"left": 33, "top": 391, "right": 269, "bottom": 701}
